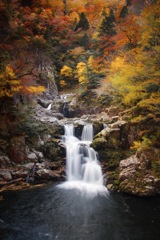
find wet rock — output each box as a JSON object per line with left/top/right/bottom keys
{"left": 34, "top": 150, "right": 44, "bottom": 159}
{"left": 0, "top": 170, "right": 12, "bottom": 181}
{"left": 27, "top": 153, "right": 37, "bottom": 161}
{"left": 13, "top": 170, "right": 28, "bottom": 179}
{"left": 24, "top": 162, "right": 35, "bottom": 169}
{"left": 35, "top": 169, "right": 62, "bottom": 180}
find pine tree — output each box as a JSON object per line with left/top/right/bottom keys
{"left": 120, "top": 6, "right": 128, "bottom": 18}
{"left": 75, "top": 12, "right": 89, "bottom": 31}
{"left": 99, "top": 10, "right": 116, "bottom": 36}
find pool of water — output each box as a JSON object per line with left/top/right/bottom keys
{"left": 0, "top": 183, "right": 160, "bottom": 240}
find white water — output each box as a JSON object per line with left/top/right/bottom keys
{"left": 59, "top": 124, "right": 108, "bottom": 196}
{"left": 46, "top": 103, "right": 52, "bottom": 110}
{"left": 81, "top": 123, "right": 93, "bottom": 141}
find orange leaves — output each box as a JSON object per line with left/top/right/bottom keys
{"left": 23, "top": 85, "right": 45, "bottom": 94}
{"left": 113, "top": 14, "right": 141, "bottom": 50}
{"left": 69, "top": 47, "right": 86, "bottom": 60}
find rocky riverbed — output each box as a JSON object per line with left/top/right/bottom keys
{"left": 0, "top": 94, "right": 160, "bottom": 196}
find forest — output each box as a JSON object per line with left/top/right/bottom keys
{"left": 0, "top": 1, "right": 160, "bottom": 239}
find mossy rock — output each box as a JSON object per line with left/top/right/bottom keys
{"left": 93, "top": 121, "right": 104, "bottom": 135}
{"left": 40, "top": 138, "right": 65, "bottom": 161}
{"left": 91, "top": 137, "right": 107, "bottom": 150}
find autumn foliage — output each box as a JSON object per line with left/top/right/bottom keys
{"left": 0, "top": 0, "right": 159, "bottom": 113}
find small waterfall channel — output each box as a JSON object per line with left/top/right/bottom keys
{"left": 59, "top": 123, "right": 108, "bottom": 195}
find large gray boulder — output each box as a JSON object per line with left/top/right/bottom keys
{"left": 119, "top": 148, "right": 160, "bottom": 196}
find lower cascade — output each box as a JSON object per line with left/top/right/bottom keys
{"left": 59, "top": 123, "right": 108, "bottom": 196}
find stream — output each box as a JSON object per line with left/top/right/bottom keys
{"left": 0, "top": 184, "right": 160, "bottom": 240}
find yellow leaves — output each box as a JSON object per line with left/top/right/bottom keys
{"left": 76, "top": 62, "right": 87, "bottom": 76}
{"left": 69, "top": 12, "right": 79, "bottom": 24}
{"left": 87, "top": 56, "right": 93, "bottom": 69}
{"left": 138, "top": 92, "right": 160, "bottom": 109}
{"left": 130, "top": 141, "right": 142, "bottom": 150}
{"left": 59, "top": 66, "right": 74, "bottom": 89}
{"left": 0, "top": 65, "right": 22, "bottom": 98}
{"left": 141, "top": 1, "right": 160, "bottom": 47}
{"left": 24, "top": 85, "right": 45, "bottom": 93}
{"left": 59, "top": 80, "right": 67, "bottom": 87}
{"left": 0, "top": 65, "right": 46, "bottom": 97}
{"left": 76, "top": 62, "right": 88, "bottom": 85}
{"left": 5, "top": 65, "right": 16, "bottom": 79}
{"left": 110, "top": 56, "right": 125, "bottom": 72}
{"left": 130, "top": 137, "right": 152, "bottom": 150}
{"left": 122, "top": 85, "right": 144, "bottom": 106}
{"left": 109, "top": 54, "right": 148, "bottom": 106}
{"left": 60, "top": 65, "right": 73, "bottom": 77}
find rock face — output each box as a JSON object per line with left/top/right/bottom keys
{"left": 92, "top": 120, "right": 129, "bottom": 152}
{"left": 119, "top": 148, "right": 160, "bottom": 196}
{"left": 8, "top": 136, "right": 28, "bottom": 164}
{"left": 91, "top": 117, "right": 160, "bottom": 196}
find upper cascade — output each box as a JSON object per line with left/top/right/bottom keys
{"left": 81, "top": 123, "right": 93, "bottom": 142}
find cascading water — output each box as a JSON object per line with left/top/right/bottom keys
{"left": 59, "top": 124, "right": 108, "bottom": 196}
{"left": 81, "top": 123, "right": 93, "bottom": 142}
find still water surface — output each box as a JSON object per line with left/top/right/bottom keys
{"left": 0, "top": 183, "right": 160, "bottom": 240}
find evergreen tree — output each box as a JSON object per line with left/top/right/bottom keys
{"left": 99, "top": 10, "right": 116, "bottom": 36}
{"left": 120, "top": 6, "right": 128, "bottom": 18}
{"left": 75, "top": 12, "right": 89, "bottom": 31}
{"left": 44, "top": 26, "right": 52, "bottom": 43}
{"left": 79, "top": 33, "right": 90, "bottom": 49}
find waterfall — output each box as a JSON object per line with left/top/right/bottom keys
{"left": 59, "top": 124, "right": 108, "bottom": 196}
{"left": 46, "top": 103, "right": 52, "bottom": 110}
{"left": 63, "top": 103, "right": 69, "bottom": 117}
{"left": 81, "top": 123, "right": 93, "bottom": 142}
{"left": 64, "top": 124, "right": 103, "bottom": 185}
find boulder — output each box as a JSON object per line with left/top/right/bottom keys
{"left": 12, "top": 170, "right": 28, "bottom": 179}
{"left": 0, "top": 154, "right": 11, "bottom": 167}
{"left": 35, "top": 169, "right": 62, "bottom": 180}
{"left": 27, "top": 153, "right": 37, "bottom": 161}
{"left": 40, "top": 138, "right": 65, "bottom": 161}
{"left": 119, "top": 148, "right": 160, "bottom": 196}
{"left": 8, "top": 136, "right": 27, "bottom": 164}
{"left": 107, "top": 107, "right": 119, "bottom": 117}
{"left": 91, "top": 137, "right": 107, "bottom": 150}
{"left": 0, "top": 170, "right": 12, "bottom": 181}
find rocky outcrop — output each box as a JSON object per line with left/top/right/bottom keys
{"left": 119, "top": 148, "right": 160, "bottom": 196}
{"left": 92, "top": 120, "right": 128, "bottom": 150}
{"left": 40, "top": 138, "right": 65, "bottom": 161}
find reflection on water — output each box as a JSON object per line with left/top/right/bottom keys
{"left": 0, "top": 183, "right": 160, "bottom": 240}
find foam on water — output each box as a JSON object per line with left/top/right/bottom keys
{"left": 58, "top": 181, "right": 109, "bottom": 198}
